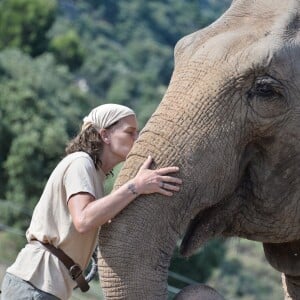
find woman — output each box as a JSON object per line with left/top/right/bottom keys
{"left": 1, "top": 104, "right": 182, "bottom": 300}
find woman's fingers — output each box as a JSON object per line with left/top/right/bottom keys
{"left": 156, "top": 166, "right": 179, "bottom": 175}
{"left": 136, "top": 157, "right": 182, "bottom": 196}
{"left": 140, "top": 156, "right": 179, "bottom": 175}
{"left": 156, "top": 173, "right": 182, "bottom": 197}
{"left": 160, "top": 182, "right": 181, "bottom": 192}
{"left": 159, "top": 175, "right": 182, "bottom": 185}
{"left": 158, "top": 189, "right": 174, "bottom": 197}
{"left": 139, "top": 155, "right": 153, "bottom": 170}
{"left": 157, "top": 182, "right": 180, "bottom": 196}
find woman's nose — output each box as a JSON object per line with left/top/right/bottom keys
{"left": 134, "top": 131, "right": 139, "bottom": 141}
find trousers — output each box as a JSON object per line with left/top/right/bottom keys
{"left": 1, "top": 273, "right": 59, "bottom": 300}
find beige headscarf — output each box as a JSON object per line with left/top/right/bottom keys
{"left": 81, "top": 103, "right": 135, "bottom": 132}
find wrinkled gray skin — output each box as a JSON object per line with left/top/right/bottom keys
{"left": 98, "top": 0, "right": 300, "bottom": 299}
{"left": 174, "top": 284, "right": 225, "bottom": 300}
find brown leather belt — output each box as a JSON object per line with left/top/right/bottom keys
{"left": 31, "top": 240, "right": 89, "bottom": 292}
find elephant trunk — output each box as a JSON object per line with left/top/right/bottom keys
{"left": 264, "top": 241, "right": 300, "bottom": 300}
{"left": 98, "top": 177, "right": 181, "bottom": 299}
{"left": 98, "top": 103, "right": 196, "bottom": 298}
{"left": 98, "top": 207, "right": 176, "bottom": 298}
{"left": 282, "top": 274, "right": 300, "bottom": 300}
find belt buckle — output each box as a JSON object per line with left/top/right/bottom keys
{"left": 69, "top": 264, "right": 82, "bottom": 280}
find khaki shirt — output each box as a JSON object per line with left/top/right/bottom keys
{"left": 7, "top": 152, "right": 105, "bottom": 299}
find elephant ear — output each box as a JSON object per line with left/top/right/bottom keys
{"left": 263, "top": 240, "right": 300, "bottom": 276}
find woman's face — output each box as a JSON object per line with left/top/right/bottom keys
{"left": 106, "top": 115, "right": 138, "bottom": 161}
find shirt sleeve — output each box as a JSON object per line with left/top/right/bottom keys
{"left": 63, "top": 156, "right": 96, "bottom": 202}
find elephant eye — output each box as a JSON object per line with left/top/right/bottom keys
{"left": 254, "top": 82, "right": 275, "bottom": 97}
{"left": 246, "top": 76, "right": 288, "bottom": 118}
{"left": 247, "top": 76, "right": 283, "bottom": 99}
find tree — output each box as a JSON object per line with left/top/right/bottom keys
{"left": 0, "top": 0, "right": 57, "bottom": 56}
{"left": 50, "top": 29, "right": 84, "bottom": 71}
{"left": 0, "top": 49, "right": 93, "bottom": 229}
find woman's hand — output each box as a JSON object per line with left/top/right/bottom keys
{"left": 133, "top": 156, "right": 182, "bottom": 196}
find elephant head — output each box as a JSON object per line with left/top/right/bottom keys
{"left": 98, "top": 0, "right": 300, "bottom": 298}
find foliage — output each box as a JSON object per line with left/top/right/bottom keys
{"left": 0, "top": 0, "right": 57, "bottom": 56}
{"left": 207, "top": 239, "right": 283, "bottom": 300}
{"left": 0, "top": 49, "right": 92, "bottom": 229}
{"left": 0, "top": 232, "right": 25, "bottom": 264}
{"left": 0, "top": 0, "right": 84, "bottom": 69}
{"left": 169, "top": 238, "right": 227, "bottom": 287}
{"left": 49, "top": 29, "right": 84, "bottom": 71}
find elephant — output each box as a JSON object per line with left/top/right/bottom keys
{"left": 98, "top": 0, "right": 300, "bottom": 299}
{"left": 174, "top": 284, "right": 225, "bottom": 300}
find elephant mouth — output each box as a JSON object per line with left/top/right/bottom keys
{"left": 179, "top": 180, "right": 248, "bottom": 257}
{"left": 179, "top": 201, "right": 229, "bottom": 257}
{"left": 179, "top": 150, "right": 254, "bottom": 257}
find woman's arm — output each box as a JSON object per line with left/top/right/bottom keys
{"left": 68, "top": 156, "right": 182, "bottom": 233}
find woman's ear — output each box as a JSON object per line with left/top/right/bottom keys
{"left": 99, "top": 129, "right": 110, "bottom": 144}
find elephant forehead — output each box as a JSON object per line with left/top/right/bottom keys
{"left": 175, "top": 0, "right": 300, "bottom": 68}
